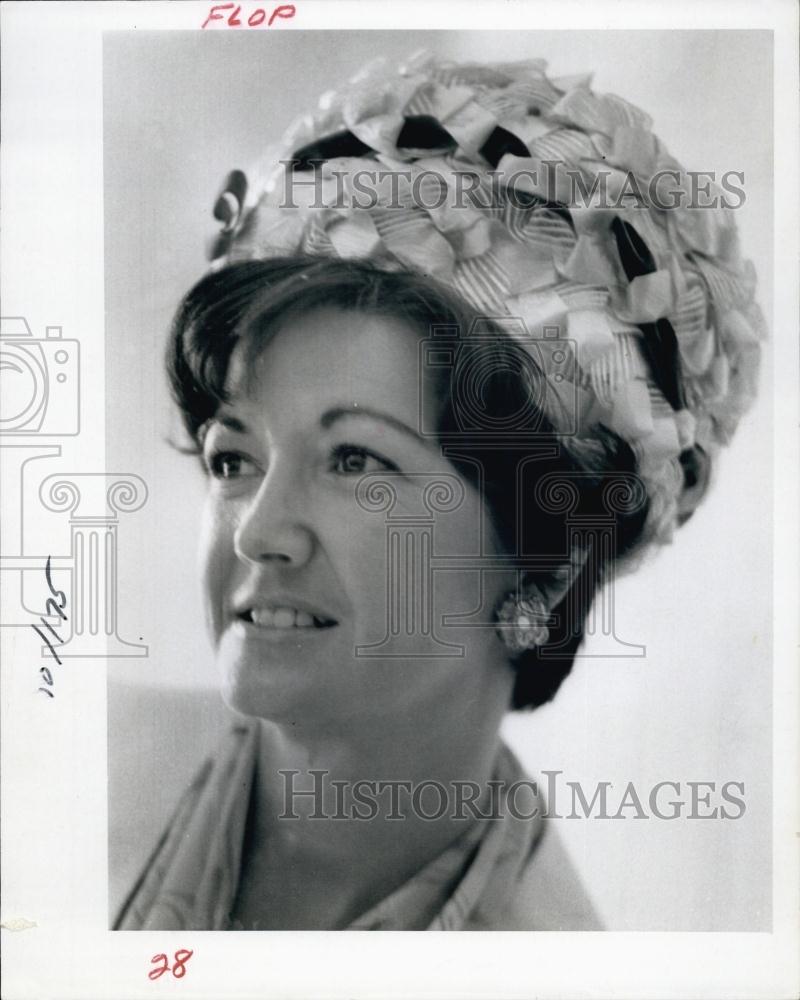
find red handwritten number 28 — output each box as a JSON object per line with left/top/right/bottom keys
{"left": 149, "top": 949, "right": 193, "bottom": 980}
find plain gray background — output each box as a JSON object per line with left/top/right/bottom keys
{"left": 105, "top": 30, "right": 773, "bottom": 930}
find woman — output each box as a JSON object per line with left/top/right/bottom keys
{"left": 114, "top": 54, "right": 764, "bottom": 931}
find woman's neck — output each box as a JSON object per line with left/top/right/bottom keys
{"left": 231, "top": 679, "right": 511, "bottom": 929}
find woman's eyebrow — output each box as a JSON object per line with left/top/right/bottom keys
{"left": 320, "top": 405, "right": 424, "bottom": 444}
{"left": 217, "top": 414, "right": 248, "bottom": 433}
{"left": 206, "top": 414, "right": 248, "bottom": 434}
{"left": 198, "top": 414, "right": 248, "bottom": 447}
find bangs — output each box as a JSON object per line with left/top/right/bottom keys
{"left": 167, "top": 256, "right": 487, "bottom": 447}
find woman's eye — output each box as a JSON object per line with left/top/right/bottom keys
{"left": 331, "top": 444, "right": 397, "bottom": 476}
{"left": 206, "top": 451, "right": 257, "bottom": 481}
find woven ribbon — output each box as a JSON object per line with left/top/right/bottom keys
{"left": 206, "top": 52, "right": 766, "bottom": 559}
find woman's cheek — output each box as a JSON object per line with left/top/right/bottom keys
{"left": 325, "top": 506, "right": 391, "bottom": 643}
{"left": 198, "top": 496, "right": 237, "bottom": 647}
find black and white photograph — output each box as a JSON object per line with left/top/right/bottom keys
{"left": 1, "top": 3, "right": 798, "bottom": 998}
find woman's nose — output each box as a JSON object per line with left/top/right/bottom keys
{"left": 233, "top": 466, "right": 314, "bottom": 567}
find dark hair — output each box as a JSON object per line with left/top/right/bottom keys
{"left": 167, "top": 256, "right": 650, "bottom": 710}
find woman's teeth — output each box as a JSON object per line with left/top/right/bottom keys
{"left": 247, "top": 607, "right": 330, "bottom": 629}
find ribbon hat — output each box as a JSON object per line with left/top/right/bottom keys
{"left": 206, "top": 52, "right": 766, "bottom": 557}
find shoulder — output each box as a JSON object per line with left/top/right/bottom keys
{"left": 108, "top": 681, "right": 243, "bottom": 926}
{"left": 491, "top": 821, "right": 604, "bottom": 930}
{"left": 463, "top": 744, "right": 603, "bottom": 931}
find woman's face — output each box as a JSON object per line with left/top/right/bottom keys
{"left": 199, "top": 307, "right": 516, "bottom": 729}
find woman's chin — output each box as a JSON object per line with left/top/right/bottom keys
{"left": 215, "top": 625, "right": 349, "bottom": 724}
{"left": 219, "top": 664, "right": 322, "bottom": 725}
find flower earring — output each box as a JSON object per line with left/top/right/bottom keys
{"left": 496, "top": 590, "right": 551, "bottom": 652}
{"left": 495, "top": 545, "right": 591, "bottom": 654}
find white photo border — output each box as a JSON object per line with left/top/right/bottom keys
{"left": 1, "top": 2, "right": 798, "bottom": 998}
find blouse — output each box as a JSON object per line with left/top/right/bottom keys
{"left": 114, "top": 720, "right": 601, "bottom": 931}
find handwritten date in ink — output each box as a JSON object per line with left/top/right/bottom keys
{"left": 33, "top": 556, "right": 67, "bottom": 697}
{"left": 201, "top": 2, "right": 295, "bottom": 28}
{"left": 149, "top": 949, "right": 194, "bottom": 981}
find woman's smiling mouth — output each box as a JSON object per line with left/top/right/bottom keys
{"left": 238, "top": 606, "right": 337, "bottom": 630}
